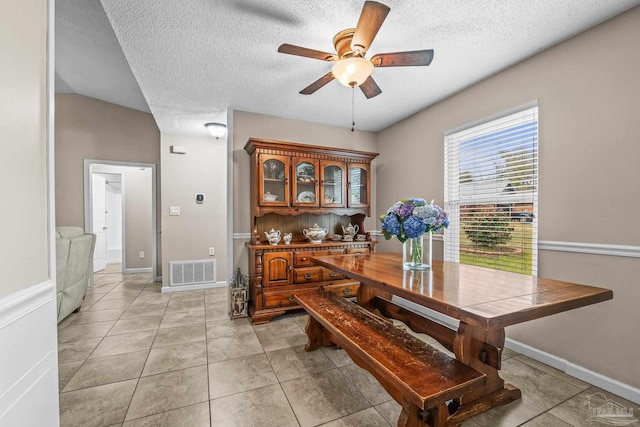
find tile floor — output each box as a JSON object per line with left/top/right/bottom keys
{"left": 57, "top": 264, "right": 638, "bottom": 426}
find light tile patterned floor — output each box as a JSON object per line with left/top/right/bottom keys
{"left": 57, "top": 264, "right": 638, "bottom": 426}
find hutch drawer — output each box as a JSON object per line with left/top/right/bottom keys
{"left": 294, "top": 249, "right": 345, "bottom": 267}
{"left": 263, "top": 285, "right": 318, "bottom": 309}
{"left": 294, "top": 266, "right": 324, "bottom": 283}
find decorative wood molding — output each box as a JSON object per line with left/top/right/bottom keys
{"left": 233, "top": 232, "right": 253, "bottom": 240}
{"left": 244, "top": 137, "right": 379, "bottom": 162}
{"left": 539, "top": 240, "right": 640, "bottom": 258}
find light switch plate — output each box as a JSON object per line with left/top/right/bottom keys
{"left": 170, "top": 206, "right": 180, "bottom": 216}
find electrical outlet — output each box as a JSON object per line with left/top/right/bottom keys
{"left": 139, "top": 251, "right": 145, "bottom": 258}
{"left": 209, "top": 247, "right": 215, "bottom": 256}
{"left": 169, "top": 206, "right": 180, "bottom": 216}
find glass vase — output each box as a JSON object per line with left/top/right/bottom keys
{"left": 402, "top": 233, "right": 432, "bottom": 270}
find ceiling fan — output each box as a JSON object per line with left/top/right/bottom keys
{"left": 278, "top": 1, "right": 434, "bottom": 99}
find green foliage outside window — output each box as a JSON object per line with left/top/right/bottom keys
{"left": 462, "top": 211, "right": 513, "bottom": 249}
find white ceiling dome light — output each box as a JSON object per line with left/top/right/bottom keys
{"left": 204, "top": 122, "right": 227, "bottom": 139}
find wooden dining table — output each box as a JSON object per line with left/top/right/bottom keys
{"left": 311, "top": 252, "right": 613, "bottom": 424}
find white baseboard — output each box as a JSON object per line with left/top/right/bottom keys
{"left": 161, "top": 281, "right": 228, "bottom": 293}
{"left": 107, "top": 248, "right": 122, "bottom": 264}
{"left": 505, "top": 338, "right": 640, "bottom": 404}
{"left": 0, "top": 280, "right": 59, "bottom": 426}
{"left": 123, "top": 267, "right": 152, "bottom": 274}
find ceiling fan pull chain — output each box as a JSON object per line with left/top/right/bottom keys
{"left": 351, "top": 85, "right": 355, "bottom": 132}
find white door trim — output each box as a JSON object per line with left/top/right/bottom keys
{"left": 83, "top": 159, "right": 158, "bottom": 279}
{"left": 46, "top": 0, "right": 60, "bottom": 423}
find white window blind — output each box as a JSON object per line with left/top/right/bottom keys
{"left": 444, "top": 105, "right": 538, "bottom": 275}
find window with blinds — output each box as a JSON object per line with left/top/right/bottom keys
{"left": 444, "top": 105, "right": 538, "bottom": 275}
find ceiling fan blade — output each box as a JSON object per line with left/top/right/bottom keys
{"left": 359, "top": 76, "right": 382, "bottom": 99}
{"left": 371, "top": 49, "right": 434, "bottom": 67}
{"left": 300, "top": 72, "right": 335, "bottom": 95}
{"left": 278, "top": 43, "right": 337, "bottom": 61}
{"left": 351, "top": 1, "right": 390, "bottom": 54}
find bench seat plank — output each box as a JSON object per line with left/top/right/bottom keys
{"left": 295, "top": 291, "right": 486, "bottom": 413}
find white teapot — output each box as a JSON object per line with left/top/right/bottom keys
{"left": 264, "top": 228, "right": 281, "bottom": 245}
{"left": 303, "top": 224, "right": 328, "bottom": 244}
{"left": 341, "top": 223, "right": 359, "bottom": 238}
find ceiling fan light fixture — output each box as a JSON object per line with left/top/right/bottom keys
{"left": 331, "top": 57, "right": 373, "bottom": 87}
{"left": 204, "top": 122, "right": 227, "bottom": 139}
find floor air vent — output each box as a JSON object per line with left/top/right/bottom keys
{"left": 169, "top": 260, "right": 216, "bottom": 286}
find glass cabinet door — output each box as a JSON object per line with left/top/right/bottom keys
{"left": 259, "top": 154, "right": 289, "bottom": 206}
{"left": 292, "top": 158, "right": 319, "bottom": 207}
{"left": 348, "top": 164, "right": 369, "bottom": 207}
{"left": 320, "top": 161, "right": 345, "bottom": 207}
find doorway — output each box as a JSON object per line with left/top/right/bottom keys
{"left": 92, "top": 172, "right": 123, "bottom": 271}
{"left": 84, "top": 160, "right": 157, "bottom": 278}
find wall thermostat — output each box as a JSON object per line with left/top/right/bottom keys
{"left": 196, "top": 193, "right": 205, "bottom": 204}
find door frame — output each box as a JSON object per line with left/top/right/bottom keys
{"left": 83, "top": 159, "right": 157, "bottom": 279}
{"left": 91, "top": 173, "right": 108, "bottom": 272}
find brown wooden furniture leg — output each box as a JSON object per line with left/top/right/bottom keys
{"left": 397, "top": 399, "right": 449, "bottom": 427}
{"left": 356, "top": 283, "right": 392, "bottom": 314}
{"left": 249, "top": 308, "right": 287, "bottom": 325}
{"left": 450, "top": 322, "right": 521, "bottom": 423}
{"left": 304, "top": 315, "right": 333, "bottom": 351}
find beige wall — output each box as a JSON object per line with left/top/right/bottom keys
{"left": 55, "top": 94, "right": 162, "bottom": 272}
{"left": 0, "top": 0, "right": 49, "bottom": 298}
{"left": 161, "top": 133, "right": 228, "bottom": 285}
{"left": 123, "top": 168, "right": 153, "bottom": 269}
{"left": 376, "top": 7, "right": 640, "bottom": 387}
{"left": 232, "top": 110, "right": 378, "bottom": 274}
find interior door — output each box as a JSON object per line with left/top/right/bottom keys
{"left": 92, "top": 174, "right": 107, "bottom": 272}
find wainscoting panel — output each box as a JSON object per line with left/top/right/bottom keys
{"left": 0, "top": 280, "right": 59, "bottom": 426}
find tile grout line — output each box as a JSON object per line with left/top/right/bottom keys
{"left": 204, "top": 294, "right": 213, "bottom": 427}
{"left": 59, "top": 268, "right": 164, "bottom": 425}
{"left": 121, "top": 283, "right": 173, "bottom": 423}
{"left": 59, "top": 276, "right": 132, "bottom": 393}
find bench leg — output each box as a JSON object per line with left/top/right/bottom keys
{"left": 304, "top": 316, "right": 333, "bottom": 352}
{"left": 398, "top": 399, "right": 448, "bottom": 427}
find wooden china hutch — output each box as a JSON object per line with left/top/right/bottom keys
{"left": 244, "top": 138, "right": 379, "bottom": 324}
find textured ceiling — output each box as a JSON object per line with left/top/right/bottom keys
{"left": 57, "top": 1, "right": 640, "bottom": 135}
{"left": 55, "top": 0, "right": 150, "bottom": 113}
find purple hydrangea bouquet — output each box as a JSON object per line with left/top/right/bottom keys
{"left": 380, "top": 198, "right": 449, "bottom": 269}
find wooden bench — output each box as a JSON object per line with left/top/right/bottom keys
{"left": 295, "top": 291, "right": 486, "bottom": 427}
